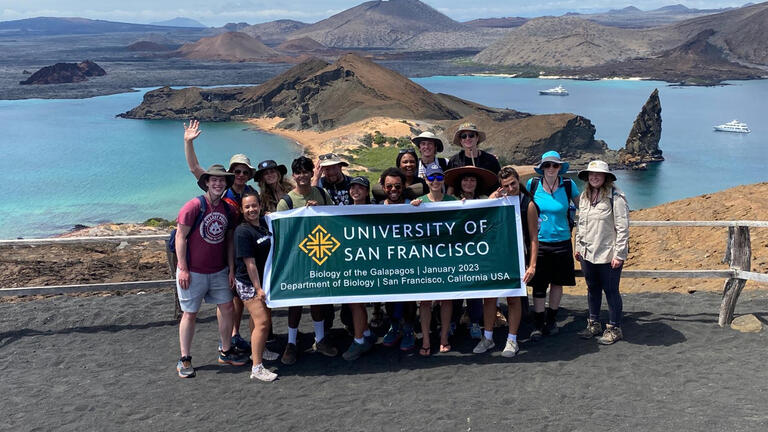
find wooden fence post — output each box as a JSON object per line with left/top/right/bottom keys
{"left": 165, "top": 248, "right": 182, "bottom": 321}
{"left": 718, "top": 226, "right": 751, "bottom": 327}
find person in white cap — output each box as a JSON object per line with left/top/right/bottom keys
{"left": 313, "top": 153, "right": 352, "bottom": 205}
{"left": 412, "top": 131, "right": 448, "bottom": 179}
{"left": 574, "top": 160, "right": 629, "bottom": 345}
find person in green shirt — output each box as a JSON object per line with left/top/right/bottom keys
{"left": 410, "top": 163, "right": 456, "bottom": 355}
{"left": 275, "top": 156, "right": 337, "bottom": 365}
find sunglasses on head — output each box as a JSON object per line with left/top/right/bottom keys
{"left": 385, "top": 183, "right": 402, "bottom": 190}
{"left": 399, "top": 148, "right": 417, "bottom": 154}
{"left": 460, "top": 132, "right": 477, "bottom": 140}
{"left": 541, "top": 162, "right": 560, "bottom": 169}
{"left": 426, "top": 174, "right": 444, "bottom": 182}
{"left": 232, "top": 169, "right": 250, "bottom": 175}
{"left": 319, "top": 153, "right": 338, "bottom": 160}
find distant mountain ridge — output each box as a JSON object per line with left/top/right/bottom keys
{"left": 149, "top": 17, "right": 207, "bottom": 28}
{"left": 0, "top": 17, "right": 207, "bottom": 35}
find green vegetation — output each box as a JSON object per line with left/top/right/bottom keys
{"left": 347, "top": 135, "right": 415, "bottom": 184}
{"left": 143, "top": 217, "right": 173, "bottom": 228}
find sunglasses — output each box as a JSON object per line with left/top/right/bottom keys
{"left": 385, "top": 184, "right": 402, "bottom": 190}
{"left": 232, "top": 169, "right": 251, "bottom": 175}
{"left": 541, "top": 162, "right": 560, "bottom": 169}
{"left": 319, "top": 153, "right": 338, "bottom": 160}
{"left": 399, "top": 148, "right": 417, "bottom": 154}
{"left": 426, "top": 174, "right": 444, "bottom": 182}
{"left": 460, "top": 132, "right": 477, "bottom": 139}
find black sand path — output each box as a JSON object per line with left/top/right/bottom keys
{"left": 1, "top": 290, "right": 767, "bottom": 431}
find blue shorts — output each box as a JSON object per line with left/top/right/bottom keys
{"left": 176, "top": 267, "right": 233, "bottom": 313}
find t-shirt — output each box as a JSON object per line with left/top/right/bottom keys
{"left": 318, "top": 174, "right": 351, "bottom": 205}
{"left": 234, "top": 222, "right": 272, "bottom": 286}
{"left": 447, "top": 151, "right": 501, "bottom": 175}
{"left": 177, "top": 196, "right": 233, "bottom": 274}
{"left": 418, "top": 194, "right": 458, "bottom": 203}
{"left": 526, "top": 177, "right": 580, "bottom": 243}
{"left": 276, "top": 187, "right": 333, "bottom": 211}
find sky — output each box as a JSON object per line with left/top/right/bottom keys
{"left": 0, "top": 1, "right": 750, "bottom": 26}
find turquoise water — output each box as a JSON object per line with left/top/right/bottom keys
{"left": 414, "top": 77, "right": 768, "bottom": 210}
{"left": 2, "top": 78, "right": 766, "bottom": 238}
{"left": 0, "top": 88, "right": 301, "bottom": 238}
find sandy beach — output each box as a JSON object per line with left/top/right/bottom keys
{"left": 1, "top": 289, "right": 767, "bottom": 430}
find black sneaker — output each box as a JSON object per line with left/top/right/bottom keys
{"left": 218, "top": 348, "right": 248, "bottom": 366}
{"left": 281, "top": 343, "right": 298, "bottom": 365}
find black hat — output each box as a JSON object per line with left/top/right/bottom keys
{"left": 349, "top": 176, "right": 370, "bottom": 189}
{"left": 253, "top": 159, "right": 288, "bottom": 182}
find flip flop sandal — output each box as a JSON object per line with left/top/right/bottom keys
{"left": 419, "top": 346, "right": 431, "bottom": 357}
{"left": 439, "top": 344, "right": 452, "bottom": 353}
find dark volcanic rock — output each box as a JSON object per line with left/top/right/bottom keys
{"left": 620, "top": 89, "right": 664, "bottom": 166}
{"left": 127, "top": 41, "right": 172, "bottom": 51}
{"left": 20, "top": 60, "right": 106, "bottom": 85}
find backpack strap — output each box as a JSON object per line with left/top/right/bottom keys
{"left": 314, "top": 186, "right": 329, "bottom": 205}
{"left": 530, "top": 177, "right": 540, "bottom": 196}
{"left": 191, "top": 195, "right": 207, "bottom": 235}
{"left": 280, "top": 193, "right": 294, "bottom": 210}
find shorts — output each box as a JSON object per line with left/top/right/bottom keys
{"left": 235, "top": 279, "right": 257, "bottom": 302}
{"left": 176, "top": 267, "right": 233, "bottom": 313}
{"left": 530, "top": 240, "right": 576, "bottom": 297}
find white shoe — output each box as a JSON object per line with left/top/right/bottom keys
{"left": 472, "top": 336, "right": 495, "bottom": 354}
{"left": 250, "top": 364, "right": 277, "bottom": 382}
{"left": 262, "top": 348, "right": 279, "bottom": 361}
{"left": 501, "top": 339, "right": 519, "bottom": 358}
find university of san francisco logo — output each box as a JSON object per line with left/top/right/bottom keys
{"left": 299, "top": 225, "right": 340, "bottom": 265}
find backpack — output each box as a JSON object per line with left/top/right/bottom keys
{"left": 530, "top": 176, "right": 576, "bottom": 230}
{"left": 280, "top": 186, "right": 329, "bottom": 209}
{"left": 167, "top": 195, "right": 232, "bottom": 255}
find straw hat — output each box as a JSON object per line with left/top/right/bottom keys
{"left": 318, "top": 153, "right": 349, "bottom": 168}
{"left": 227, "top": 154, "right": 254, "bottom": 173}
{"left": 197, "top": 164, "right": 235, "bottom": 192}
{"left": 534, "top": 150, "right": 569, "bottom": 175}
{"left": 578, "top": 160, "right": 616, "bottom": 182}
{"left": 452, "top": 122, "right": 486, "bottom": 146}
{"left": 412, "top": 131, "right": 444, "bottom": 153}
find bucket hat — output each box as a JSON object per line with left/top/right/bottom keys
{"left": 318, "top": 153, "right": 349, "bottom": 168}
{"left": 412, "top": 131, "right": 444, "bottom": 153}
{"left": 452, "top": 122, "right": 486, "bottom": 146}
{"left": 578, "top": 160, "right": 616, "bottom": 182}
{"left": 198, "top": 164, "right": 235, "bottom": 192}
{"left": 253, "top": 159, "right": 288, "bottom": 182}
{"left": 534, "top": 151, "right": 569, "bottom": 175}
{"left": 228, "top": 154, "right": 254, "bottom": 174}
{"left": 444, "top": 166, "right": 497, "bottom": 196}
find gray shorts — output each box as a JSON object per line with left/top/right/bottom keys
{"left": 176, "top": 267, "right": 233, "bottom": 313}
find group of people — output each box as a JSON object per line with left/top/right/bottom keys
{"left": 173, "top": 120, "right": 630, "bottom": 382}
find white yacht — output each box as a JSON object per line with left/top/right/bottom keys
{"left": 713, "top": 120, "right": 751, "bottom": 133}
{"left": 539, "top": 85, "right": 569, "bottom": 96}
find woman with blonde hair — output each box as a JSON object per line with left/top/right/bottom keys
{"left": 253, "top": 159, "right": 294, "bottom": 216}
{"left": 574, "top": 160, "right": 629, "bottom": 345}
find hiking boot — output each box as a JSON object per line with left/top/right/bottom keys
{"left": 578, "top": 319, "right": 603, "bottom": 339}
{"left": 400, "top": 325, "right": 415, "bottom": 351}
{"left": 531, "top": 311, "right": 545, "bottom": 342}
{"left": 313, "top": 337, "right": 338, "bottom": 357}
{"left": 250, "top": 364, "right": 277, "bottom": 382}
{"left": 544, "top": 307, "right": 559, "bottom": 336}
{"left": 530, "top": 328, "right": 543, "bottom": 342}
{"left": 598, "top": 326, "right": 623, "bottom": 345}
{"left": 382, "top": 324, "right": 402, "bottom": 347}
{"left": 469, "top": 323, "right": 483, "bottom": 340}
{"left": 262, "top": 347, "right": 279, "bottom": 362}
{"left": 342, "top": 340, "right": 372, "bottom": 361}
{"left": 176, "top": 356, "right": 195, "bottom": 378}
{"left": 501, "top": 339, "right": 520, "bottom": 358}
{"left": 281, "top": 343, "right": 298, "bottom": 365}
{"left": 472, "top": 336, "right": 495, "bottom": 354}
{"left": 218, "top": 348, "right": 248, "bottom": 366}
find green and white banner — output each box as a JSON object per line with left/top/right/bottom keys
{"left": 264, "top": 197, "right": 526, "bottom": 307}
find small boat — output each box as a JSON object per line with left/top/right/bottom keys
{"left": 539, "top": 85, "right": 569, "bottom": 96}
{"left": 713, "top": 120, "right": 751, "bottom": 133}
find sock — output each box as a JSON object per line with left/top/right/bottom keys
{"left": 484, "top": 330, "right": 493, "bottom": 340}
{"left": 354, "top": 337, "right": 365, "bottom": 344}
{"left": 313, "top": 320, "right": 325, "bottom": 342}
{"left": 363, "top": 329, "right": 372, "bottom": 337}
{"left": 252, "top": 363, "right": 263, "bottom": 372}
{"left": 507, "top": 333, "right": 517, "bottom": 343}
{"left": 288, "top": 327, "right": 298, "bottom": 344}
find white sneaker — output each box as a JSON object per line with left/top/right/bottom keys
{"left": 501, "top": 339, "right": 519, "bottom": 358}
{"left": 262, "top": 348, "right": 279, "bottom": 361}
{"left": 250, "top": 364, "right": 277, "bottom": 382}
{"left": 472, "top": 336, "right": 495, "bottom": 354}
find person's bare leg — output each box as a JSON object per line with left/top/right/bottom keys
{"left": 506, "top": 297, "right": 521, "bottom": 336}
{"left": 351, "top": 303, "right": 368, "bottom": 339}
{"left": 243, "top": 299, "right": 269, "bottom": 364}
{"left": 419, "top": 301, "right": 432, "bottom": 350}
{"left": 231, "top": 296, "right": 244, "bottom": 337}
{"left": 549, "top": 285, "right": 563, "bottom": 309}
{"left": 179, "top": 312, "right": 197, "bottom": 357}
{"left": 482, "top": 298, "right": 496, "bottom": 332}
{"left": 439, "top": 300, "right": 452, "bottom": 348}
{"left": 216, "top": 302, "right": 235, "bottom": 351}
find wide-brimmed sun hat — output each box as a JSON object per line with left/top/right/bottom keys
{"left": 318, "top": 153, "right": 349, "bottom": 168}
{"left": 444, "top": 166, "right": 498, "bottom": 196}
{"left": 253, "top": 159, "right": 288, "bottom": 182}
{"left": 452, "top": 122, "right": 486, "bottom": 146}
{"left": 534, "top": 150, "right": 569, "bottom": 175}
{"left": 198, "top": 164, "right": 235, "bottom": 191}
{"left": 228, "top": 154, "right": 254, "bottom": 173}
{"left": 412, "top": 131, "right": 444, "bottom": 153}
{"left": 578, "top": 160, "right": 616, "bottom": 182}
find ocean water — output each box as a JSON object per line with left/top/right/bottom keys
{"left": 1, "top": 78, "right": 766, "bottom": 238}
{"left": 413, "top": 76, "right": 768, "bottom": 210}
{"left": 0, "top": 88, "right": 301, "bottom": 239}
